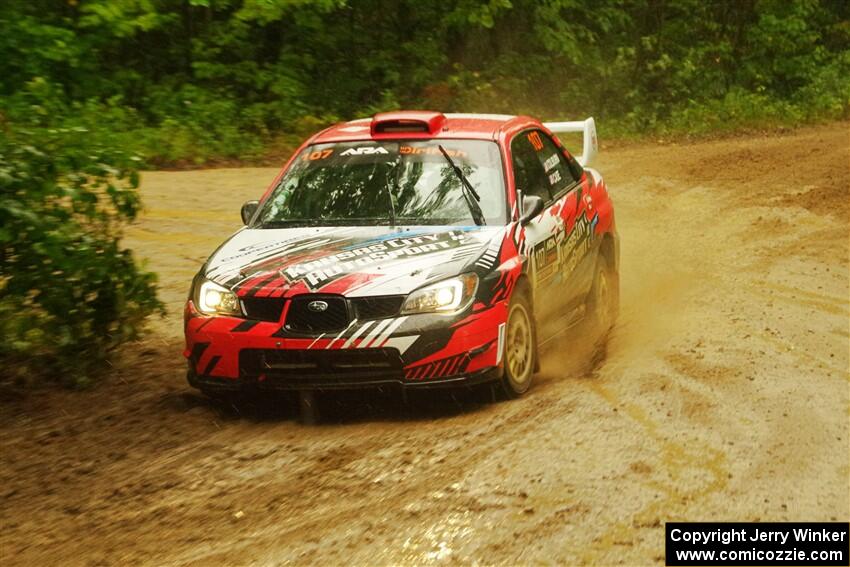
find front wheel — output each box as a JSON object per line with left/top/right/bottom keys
{"left": 501, "top": 290, "right": 537, "bottom": 398}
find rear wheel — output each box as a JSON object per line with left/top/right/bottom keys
{"left": 501, "top": 289, "right": 537, "bottom": 398}
{"left": 588, "top": 258, "right": 619, "bottom": 335}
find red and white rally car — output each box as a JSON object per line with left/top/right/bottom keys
{"left": 184, "top": 111, "right": 618, "bottom": 398}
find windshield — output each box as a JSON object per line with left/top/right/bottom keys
{"left": 256, "top": 140, "right": 506, "bottom": 227}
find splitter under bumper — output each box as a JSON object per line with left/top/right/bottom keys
{"left": 187, "top": 359, "right": 502, "bottom": 392}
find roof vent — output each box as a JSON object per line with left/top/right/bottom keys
{"left": 371, "top": 111, "right": 446, "bottom": 136}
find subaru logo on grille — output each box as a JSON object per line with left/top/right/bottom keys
{"left": 307, "top": 300, "right": 329, "bottom": 312}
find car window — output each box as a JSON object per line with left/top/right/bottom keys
{"left": 258, "top": 140, "right": 506, "bottom": 226}
{"left": 511, "top": 131, "right": 552, "bottom": 203}
{"left": 535, "top": 131, "right": 580, "bottom": 197}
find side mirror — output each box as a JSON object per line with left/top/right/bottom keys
{"left": 241, "top": 200, "right": 259, "bottom": 225}
{"left": 519, "top": 195, "right": 544, "bottom": 225}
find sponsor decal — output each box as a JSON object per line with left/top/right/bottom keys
{"left": 560, "top": 214, "right": 595, "bottom": 276}
{"left": 399, "top": 145, "right": 468, "bottom": 158}
{"left": 281, "top": 230, "right": 474, "bottom": 290}
{"left": 302, "top": 144, "right": 469, "bottom": 161}
{"left": 218, "top": 238, "right": 319, "bottom": 265}
{"left": 542, "top": 153, "right": 560, "bottom": 172}
{"left": 532, "top": 233, "right": 560, "bottom": 283}
{"left": 531, "top": 213, "right": 596, "bottom": 287}
{"left": 340, "top": 146, "right": 389, "bottom": 156}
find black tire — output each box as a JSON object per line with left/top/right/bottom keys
{"left": 587, "top": 258, "right": 619, "bottom": 335}
{"left": 501, "top": 287, "right": 537, "bottom": 398}
{"left": 200, "top": 387, "right": 238, "bottom": 403}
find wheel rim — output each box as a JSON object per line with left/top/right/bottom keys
{"left": 506, "top": 303, "right": 533, "bottom": 384}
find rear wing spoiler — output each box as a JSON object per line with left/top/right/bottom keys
{"left": 543, "top": 117, "right": 597, "bottom": 167}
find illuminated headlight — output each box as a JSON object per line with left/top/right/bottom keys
{"left": 401, "top": 273, "right": 479, "bottom": 315}
{"left": 195, "top": 279, "right": 241, "bottom": 316}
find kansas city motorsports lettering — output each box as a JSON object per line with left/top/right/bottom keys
{"left": 281, "top": 231, "right": 472, "bottom": 288}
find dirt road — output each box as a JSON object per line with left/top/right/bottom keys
{"left": 1, "top": 124, "right": 848, "bottom": 566}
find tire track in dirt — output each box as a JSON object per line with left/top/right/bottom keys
{"left": 580, "top": 381, "right": 728, "bottom": 564}
{"left": 171, "top": 390, "right": 585, "bottom": 565}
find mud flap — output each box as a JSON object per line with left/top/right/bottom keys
{"left": 298, "top": 391, "right": 318, "bottom": 424}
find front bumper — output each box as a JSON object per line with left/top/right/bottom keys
{"left": 184, "top": 299, "right": 507, "bottom": 390}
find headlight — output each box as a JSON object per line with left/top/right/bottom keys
{"left": 401, "top": 273, "right": 479, "bottom": 315}
{"left": 195, "top": 279, "right": 241, "bottom": 316}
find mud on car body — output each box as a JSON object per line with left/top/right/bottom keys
{"left": 184, "top": 111, "right": 619, "bottom": 398}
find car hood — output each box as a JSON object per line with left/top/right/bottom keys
{"left": 203, "top": 225, "right": 505, "bottom": 298}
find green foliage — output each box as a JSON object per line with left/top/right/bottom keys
{"left": 4, "top": 0, "right": 848, "bottom": 165}
{"left": 0, "top": 88, "right": 163, "bottom": 387}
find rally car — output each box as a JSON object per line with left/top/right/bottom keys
{"left": 184, "top": 111, "right": 618, "bottom": 399}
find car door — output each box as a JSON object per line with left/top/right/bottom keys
{"left": 509, "top": 129, "right": 565, "bottom": 339}
{"left": 529, "top": 130, "right": 592, "bottom": 311}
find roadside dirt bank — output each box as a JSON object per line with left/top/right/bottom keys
{"left": 1, "top": 123, "right": 848, "bottom": 566}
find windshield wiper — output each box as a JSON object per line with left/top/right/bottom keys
{"left": 386, "top": 158, "right": 399, "bottom": 227}
{"left": 437, "top": 145, "right": 486, "bottom": 226}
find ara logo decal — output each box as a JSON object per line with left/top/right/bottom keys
{"left": 340, "top": 146, "right": 389, "bottom": 156}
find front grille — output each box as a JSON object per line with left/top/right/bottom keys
{"left": 285, "top": 295, "right": 349, "bottom": 333}
{"left": 239, "top": 348, "right": 405, "bottom": 386}
{"left": 241, "top": 294, "right": 402, "bottom": 331}
{"left": 351, "top": 296, "right": 404, "bottom": 320}
{"left": 241, "top": 297, "right": 286, "bottom": 322}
